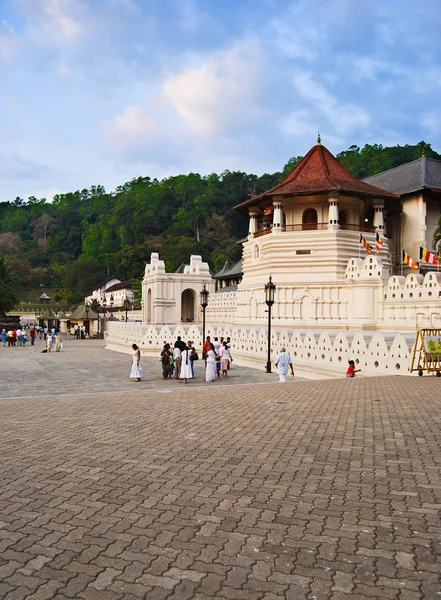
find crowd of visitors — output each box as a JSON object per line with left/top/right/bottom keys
{"left": 130, "top": 335, "right": 234, "bottom": 384}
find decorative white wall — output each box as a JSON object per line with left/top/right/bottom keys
{"left": 105, "top": 321, "right": 414, "bottom": 378}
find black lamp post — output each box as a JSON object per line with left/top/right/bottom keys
{"left": 109, "top": 294, "right": 114, "bottom": 318}
{"left": 200, "top": 285, "right": 209, "bottom": 347}
{"left": 265, "top": 275, "right": 276, "bottom": 373}
{"left": 85, "top": 302, "right": 90, "bottom": 336}
{"left": 124, "top": 298, "right": 131, "bottom": 322}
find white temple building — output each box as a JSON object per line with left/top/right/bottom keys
{"left": 106, "top": 141, "right": 441, "bottom": 377}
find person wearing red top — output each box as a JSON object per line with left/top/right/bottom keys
{"left": 30, "top": 327, "right": 36, "bottom": 345}
{"left": 202, "top": 336, "right": 211, "bottom": 360}
{"left": 346, "top": 360, "right": 361, "bottom": 378}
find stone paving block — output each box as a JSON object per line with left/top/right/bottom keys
{"left": 1, "top": 345, "right": 441, "bottom": 600}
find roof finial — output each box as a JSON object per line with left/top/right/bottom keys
{"left": 317, "top": 131, "right": 321, "bottom": 145}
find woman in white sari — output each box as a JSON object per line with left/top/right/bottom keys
{"left": 179, "top": 344, "right": 193, "bottom": 383}
{"left": 205, "top": 343, "right": 216, "bottom": 382}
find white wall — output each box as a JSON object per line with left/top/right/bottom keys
{"left": 105, "top": 320, "right": 415, "bottom": 378}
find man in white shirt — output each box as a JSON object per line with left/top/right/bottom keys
{"left": 275, "top": 348, "right": 294, "bottom": 382}
{"left": 16, "top": 328, "right": 22, "bottom": 346}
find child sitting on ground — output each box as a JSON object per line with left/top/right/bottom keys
{"left": 346, "top": 360, "right": 361, "bottom": 378}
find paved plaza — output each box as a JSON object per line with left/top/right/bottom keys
{"left": 0, "top": 340, "right": 440, "bottom": 599}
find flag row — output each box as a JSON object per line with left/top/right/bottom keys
{"left": 358, "top": 235, "right": 440, "bottom": 269}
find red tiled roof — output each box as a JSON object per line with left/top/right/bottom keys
{"left": 234, "top": 143, "right": 399, "bottom": 212}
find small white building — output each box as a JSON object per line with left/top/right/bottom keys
{"left": 142, "top": 253, "right": 213, "bottom": 324}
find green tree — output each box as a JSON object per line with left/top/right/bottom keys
{"left": 63, "top": 258, "right": 107, "bottom": 295}
{"left": 0, "top": 256, "right": 18, "bottom": 311}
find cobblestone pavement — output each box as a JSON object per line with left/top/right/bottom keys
{"left": 0, "top": 338, "right": 287, "bottom": 400}
{"left": 0, "top": 342, "right": 440, "bottom": 599}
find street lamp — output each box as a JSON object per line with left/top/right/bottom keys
{"left": 109, "top": 294, "right": 114, "bottom": 318}
{"left": 265, "top": 275, "right": 276, "bottom": 373}
{"left": 85, "top": 301, "right": 90, "bottom": 337}
{"left": 124, "top": 298, "right": 131, "bottom": 322}
{"left": 200, "top": 285, "right": 209, "bottom": 347}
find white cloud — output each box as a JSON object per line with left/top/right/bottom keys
{"left": 102, "top": 105, "right": 158, "bottom": 150}
{"left": 290, "top": 71, "right": 370, "bottom": 133}
{"left": 0, "top": 20, "right": 19, "bottom": 62}
{"left": 43, "top": 0, "right": 82, "bottom": 39}
{"left": 162, "top": 40, "right": 265, "bottom": 137}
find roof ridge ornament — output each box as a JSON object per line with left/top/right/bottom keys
{"left": 317, "top": 131, "right": 321, "bottom": 145}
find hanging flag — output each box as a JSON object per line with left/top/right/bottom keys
{"left": 375, "top": 231, "right": 383, "bottom": 254}
{"left": 402, "top": 249, "right": 419, "bottom": 270}
{"left": 359, "top": 233, "right": 372, "bottom": 254}
{"left": 419, "top": 246, "right": 439, "bottom": 265}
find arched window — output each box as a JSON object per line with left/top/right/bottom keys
{"left": 302, "top": 208, "right": 318, "bottom": 231}
{"left": 339, "top": 210, "right": 348, "bottom": 228}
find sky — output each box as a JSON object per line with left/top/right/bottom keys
{"left": 0, "top": 0, "right": 440, "bottom": 202}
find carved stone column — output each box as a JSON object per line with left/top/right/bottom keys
{"left": 327, "top": 191, "right": 340, "bottom": 230}
{"left": 272, "top": 199, "right": 283, "bottom": 233}
{"left": 248, "top": 210, "right": 259, "bottom": 236}
{"left": 373, "top": 199, "right": 385, "bottom": 232}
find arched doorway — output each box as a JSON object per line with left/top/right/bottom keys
{"left": 181, "top": 289, "right": 196, "bottom": 322}
{"left": 302, "top": 208, "right": 318, "bottom": 230}
{"left": 147, "top": 288, "right": 152, "bottom": 323}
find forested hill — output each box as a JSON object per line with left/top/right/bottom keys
{"left": 0, "top": 141, "right": 439, "bottom": 301}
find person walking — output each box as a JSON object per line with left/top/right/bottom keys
{"left": 30, "top": 327, "right": 36, "bottom": 345}
{"left": 205, "top": 343, "right": 217, "bottom": 382}
{"left": 220, "top": 341, "right": 231, "bottom": 377}
{"left": 1, "top": 329, "right": 6, "bottom": 346}
{"left": 130, "top": 344, "right": 142, "bottom": 382}
{"left": 46, "top": 334, "right": 53, "bottom": 352}
{"left": 275, "top": 347, "right": 294, "bottom": 382}
{"left": 179, "top": 343, "right": 193, "bottom": 384}
{"left": 54, "top": 332, "right": 62, "bottom": 352}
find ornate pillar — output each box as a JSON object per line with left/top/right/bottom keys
{"left": 248, "top": 210, "right": 259, "bottom": 236}
{"left": 373, "top": 199, "right": 385, "bottom": 232}
{"left": 327, "top": 191, "right": 340, "bottom": 230}
{"left": 272, "top": 198, "right": 283, "bottom": 233}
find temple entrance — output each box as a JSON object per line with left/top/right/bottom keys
{"left": 181, "top": 289, "right": 196, "bottom": 322}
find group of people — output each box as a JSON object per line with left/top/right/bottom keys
{"left": 2, "top": 327, "right": 30, "bottom": 346}
{"left": 130, "top": 335, "right": 233, "bottom": 383}
{"left": 1, "top": 325, "right": 64, "bottom": 352}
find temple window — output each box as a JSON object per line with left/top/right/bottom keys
{"left": 302, "top": 208, "right": 318, "bottom": 231}
{"left": 254, "top": 245, "right": 260, "bottom": 259}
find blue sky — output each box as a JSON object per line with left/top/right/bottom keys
{"left": 0, "top": 0, "right": 440, "bottom": 201}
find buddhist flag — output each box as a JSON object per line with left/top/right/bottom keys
{"left": 419, "top": 246, "right": 438, "bottom": 265}
{"left": 402, "top": 249, "right": 419, "bottom": 270}
{"left": 375, "top": 231, "right": 383, "bottom": 254}
{"left": 359, "top": 234, "right": 372, "bottom": 254}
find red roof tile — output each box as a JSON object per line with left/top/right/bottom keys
{"left": 234, "top": 143, "right": 399, "bottom": 212}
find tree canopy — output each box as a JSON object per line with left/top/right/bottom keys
{"left": 0, "top": 141, "right": 439, "bottom": 303}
